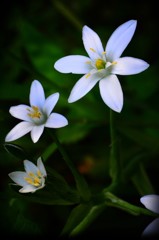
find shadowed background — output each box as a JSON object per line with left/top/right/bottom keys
{"left": 0, "top": 0, "right": 159, "bottom": 238}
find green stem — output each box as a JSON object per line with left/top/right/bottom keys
{"left": 53, "top": 0, "right": 83, "bottom": 30}
{"left": 132, "top": 163, "right": 155, "bottom": 195}
{"left": 104, "top": 192, "right": 156, "bottom": 217}
{"left": 109, "top": 109, "right": 120, "bottom": 182}
{"left": 48, "top": 130, "right": 91, "bottom": 202}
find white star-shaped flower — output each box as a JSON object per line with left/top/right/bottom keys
{"left": 8, "top": 157, "right": 47, "bottom": 193}
{"left": 54, "top": 20, "right": 149, "bottom": 112}
{"left": 140, "top": 194, "right": 159, "bottom": 237}
{"left": 5, "top": 80, "right": 68, "bottom": 143}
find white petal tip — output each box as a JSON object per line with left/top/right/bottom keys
{"left": 112, "top": 106, "right": 123, "bottom": 113}
{"left": 68, "top": 99, "right": 73, "bottom": 103}
{"left": 5, "top": 134, "right": 14, "bottom": 142}
{"left": 108, "top": 101, "right": 123, "bottom": 113}
{"left": 5, "top": 137, "right": 9, "bottom": 142}
{"left": 68, "top": 96, "right": 77, "bottom": 103}
{"left": 145, "top": 63, "right": 150, "bottom": 69}
{"left": 54, "top": 60, "right": 69, "bottom": 73}
{"left": 32, "top": 138, "right": 38, "bottom": 144}
{"left": 128, "top": 19, "right": 137, "bottom": 25}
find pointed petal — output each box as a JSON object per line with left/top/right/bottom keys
{"left": 30, "top": 125, "right": 45, "bottom": 143}
{"left": 45, "top": 113, "right": 68, "bottom": 128}
{"left": 43, "top": 93, "right": 59, "bottom": 116}
{"left": 140, "top": 195, "right": 159, "bottom": 214}
{"left": 9, "top": 104, "right": 32, "bottom": 122}
{"left": 19, "top": 185, "right": 37, "bottom": 193}
{"left": 106, "top": 20, "right": 137, "bottom": 61}
{"left": 111, "top": 57, "right": 149, "bottom": 75}
{"left": 68, "top": 72, "right": 101, "bottom": 103}
{"left": 5, "top": 121, "right": 34, "bottom": 142}
{"left": 37, "top": 157, "right": 47, "bottom": 177}
{"left": 54, "top": 55, "right": 92, "bottom": 74}
{"left": 142, "top": 218, "right": 159, "bottom": 238}
{"left": 24, "top": 160, "right": 39, "bottom": 175}
{"left": 82, "top": 25, "right": 104, "bottom": 60}
{"left": 30, "top": 80, "right": 45, "bottom": 108}
{"left": 99, "top": 75, "right": 123, "bottom": 112}
{"left": 8, "top": 171, "right": 28, "bottom": 187}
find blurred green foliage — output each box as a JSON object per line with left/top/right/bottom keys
{"left": 1, "top": 0, "right": 159, "bottom": 238}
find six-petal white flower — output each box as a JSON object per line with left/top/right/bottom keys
{"left": 54, "top": 20, "right": 149, "bottom": 112}
{"left": 8, "top": 157, "right": 47, "bottom": 193}
{"left": 5, "top": 80, "right": 68, "bottom": 143}
{"left": 140, "top": 194, "right": 159, "bottom": 237}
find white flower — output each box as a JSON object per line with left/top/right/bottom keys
{"left": 140, "top": 194, "right": 159, "bottom": 214}
{"left": 5, "top": 80, "right": 68, "bottom": 143}
{"left": 54, "top": 20, "right": 149, "bottom": 112}
{"left": 140, "top": 194, "right": 159, "bottom": 237}
{"left": 8, "top": 157, "right": 47, "bottom": 193}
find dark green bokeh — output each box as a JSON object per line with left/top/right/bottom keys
{"left": 1, "top": 0, "right": 159, "bottom": 238}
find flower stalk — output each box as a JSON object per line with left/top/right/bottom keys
{"left": 49, "top": 130, "right": 91, "bottom": 202}
{"left": 104, "top": 192, "right": 156, "bottom": 216}
{"left": 109, "top": 109, "right": 121, "bottom": 182}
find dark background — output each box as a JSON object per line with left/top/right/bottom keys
{"left": 0, "top": 0, "right": 159, "bottom": 239}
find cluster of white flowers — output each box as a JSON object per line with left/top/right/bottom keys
{"left": 6, "top": 80, "right": 68, "bottom": 193}
{"left": 6, "top": 19, "right": 154, "bottom": 219}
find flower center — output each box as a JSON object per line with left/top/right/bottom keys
{"left": 24, "top": 171, "right": 43, "bottom": 187}
{"left": 95, "top": 59, "right": 106, "bottom": 70}
{"left": 27, "top": 106, "right": 42, "bottom": 119}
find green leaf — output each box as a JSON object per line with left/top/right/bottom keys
{"left": 50, "top": 131, "right": 91, "bottom": 202}
{"left": 69, "top": 204, "right": 106, "bottom": 237}
{"left": 4, "top": 143, "right": 31, "bottom": 160}
{"left": 5, "top": 198, "right": 41, "bottom": 236}
{"left": 126, "top": 65, "right": 158, "bottom": 100}
{"left": 61, "top": 203, "right": 93, "bottom": 236}
{"left": 131, "top": 163, "right": 155, "bottom": 195}
{"left": 61, "top": 202, "right": 106, "bottom": 237}
{"left": 19, "top": 20, "right": 66, "bottom": 88}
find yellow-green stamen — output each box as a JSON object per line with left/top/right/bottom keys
{"left": 90, "top": 48, "right": 96, "bottom": 52}
{"left": 95, "top": 59, "right": 106, "bottom": 70}
{"left": 27, "top": 106, "right": 42, "bottom": 119}
{"left": 24, "top": 171, "right": 42, "bottom": 187}
{"left": 86, "top": 73, "right": 91, "bottom": 78}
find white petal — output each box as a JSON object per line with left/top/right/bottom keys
{"left": 30, "top": 80, "right": 45, "bottom": 108}
{"left": 30, "top": 125, "right": 45, "bottom": 143}
{"left": 5, "top": 121, "right": 34, "bottom": 142}
{"left": 54, "top": 55, "right": 92, "bottom": 74}
{"left": 68, "top": 72, "right": 101, "bottom": 103}
{"left": 111, "top": 57, "right": 149, "bottom": 75}
{"left": 8, "top": 171, "right": 28, "bottom": 187}
{"left": 37, "top": 157, "right": 47, "bottom": 177}
{"left": 142, "top": 218, "right": 159, "bottom": 237}
{"left": 45, "top": 113, "right": 68, "bottom": 128}
{"left": 99, "top": 75, "right": 123, "bottom": 112}
{"left": 9, "top": 104, "right": 32, "bottom": 122}
{"left": 82, "top": 25, "right": 104, "bottom": 60}
{"left": 24, "top": 160, "right": 39, "bottom": 175}
{"left": 140, "top": 195, "right": 159, "bottom": 214}
{"left": 43, "top": 93, "right": 59, "bottom": 116}
{"left": 106, "top": 20, "right": 137, "bottom": 61}
{"left": 19, "top": 185, "right": 37, "bottom": 193}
